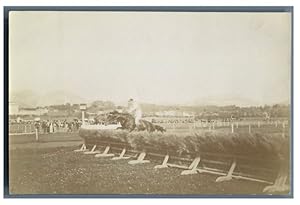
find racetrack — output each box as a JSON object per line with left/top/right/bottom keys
{"left": 8, "top": 133, "right": 280, "bottom": 196}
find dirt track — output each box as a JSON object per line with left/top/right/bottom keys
{"left": 8, "top": 133, "right": 273, "bottom": 196}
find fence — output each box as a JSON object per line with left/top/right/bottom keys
{"left": 159, "top": 119, "right": 289, "bottom": 135}
{"left": 8, "top": 123, "right": 79, "bottom": 135}
{"left": 9, "top": 119, "right": 289, "bottom": 136}
{"left": 9, "top": 124, "right": 36, "bottom": 134}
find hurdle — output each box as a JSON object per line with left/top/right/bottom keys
{"left": 95, "top": 146, "right": 115, "bottom": 157}
{"left": 74, "top": 144, "right": 87, "bottom": 152}
{"left": 128, "top": 152, "right": 150, "bottom": 165}
{"left": 112, "top": 148, "right": 131, "bottom": 160}
{"left": 84, "top": 145, "right": 101, "bottom": 154}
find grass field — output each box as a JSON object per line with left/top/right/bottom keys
{"left": 9, "top": 144, "right": 267, "bottom": 195}
{"left": 8, "top": 131, "right": 290, "bottom": 196}
{"left": 9, "top": 132, "right": 81, "bottom": 144}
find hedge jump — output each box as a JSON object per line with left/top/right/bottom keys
{"left": 75, "top": 128, "right": 290, "bottom": 194}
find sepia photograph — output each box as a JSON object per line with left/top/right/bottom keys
{"left": 4, "top": 7, "right": 293, "bottom": 197}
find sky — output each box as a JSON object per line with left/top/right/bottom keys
{"left": 9, "top": 11, "right": 292, "bottom": 106}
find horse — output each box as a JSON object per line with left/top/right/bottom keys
{"left": 106, "top": 111, "right": 136, "bottom": 131}
{"left": 106, "top": 111, "right": 165, "bottom": 133}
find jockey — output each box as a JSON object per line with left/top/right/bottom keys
{"left": 127, "top": 98, "right": 142, "bottom": 125}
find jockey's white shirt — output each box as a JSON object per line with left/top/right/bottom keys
{"left": 128, "top": 101, "right": 142, "bottom": 124}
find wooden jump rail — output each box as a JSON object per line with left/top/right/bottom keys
{"left": 78, "top": 139, "right": 281, "bottom": 164}
{"left": 74, "top": 140, "right": 289, "bottom": 193}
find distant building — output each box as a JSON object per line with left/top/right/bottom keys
{"left": 182, "top": 112, "right": 193, "bottom": 117}
{"left": 37, "top": 107, "right": 48, "bottom": 115}
{"left": 47, "top": 108, "right": 68, "bottom": 117}
{"left": 9, "top": 102, "right": 49, "bottom": 116}
{"left": 155, "top": 110, "right": 194, "bottom": 117}
{"left": 9, "top": 102, "right": 19, "bottom": 115}
{"left": 18, "top": 108, "right": 39, "bottom": 116}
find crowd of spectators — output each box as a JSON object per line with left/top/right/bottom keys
{"left": 9, "top": 118, "right": 82, "bottom": 133}
{"left": 35, "top": 119, "right": 82, "bottom": 133}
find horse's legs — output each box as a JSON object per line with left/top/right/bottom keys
{"left": 129, "top": 127, "right": 136, "bottom": 132}
{"left": 128, "top": 124, "right": 136, "bottom": 132}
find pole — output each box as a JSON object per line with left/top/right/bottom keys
{"left": 231, "top": 123, "right": 234, "bottom": 133}
{"left": 82, "top": 110, "right": 85, "bottom": 126}
{"left": 35, "top": 128, "right": 39, "bottom": 141}
{"left": 249, "top": 124, "right": 251, "bottom": 134}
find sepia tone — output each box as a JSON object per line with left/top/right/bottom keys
{"left": 8, "top": 11, "right": 292, "bottom": 196}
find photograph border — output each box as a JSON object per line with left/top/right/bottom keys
{"left": 3, "top": 6, "right": 294, "bottom": 198}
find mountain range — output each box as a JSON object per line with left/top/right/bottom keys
{"left": 9, "top": 90, "right": 86, "bottom": 108}
{"left": 9, "top": 90, "right": 289, "bottom": 108}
